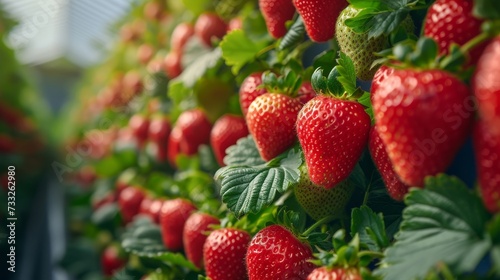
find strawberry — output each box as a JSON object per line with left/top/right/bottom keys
{"left": 246, "top": 224, "right": 316, "bottom": 280}
{"left": 148, "top": 115, "right": 171, "bottom": 144}
{"left": 307, "top": 267, "right": 362, "bottom": 280}
{"left": 228, "top": 17, "right": 243, "bottom": 32}
{"left": 372, "top": 69, "right": 473, "bottom": 187}
{"left": 137, "top": 43, "right": 154, "bottom": 65}
{"left": 171, "top": 22, "right": 195, "bottom": 52}
{"left": 163, "top": 51, "right": 182, "bottom": 78}
{"left": 293, "top": 0, "right": 348, "bottom": 42}
{"left": 259, "top": 0, "right": 296, "bottom": 39}
{"left": 247, "top": 93, "right": 303, "bottom": 161}
{"left": 370, "top": 65, "right": 394, "bottom": 101}
{"left": 140, "top": 198, "right": 163, "bottom": 223}
{"left": 368, "top": 127, "right": 409, "bottom": 201}
{"left": 167, "top": 109, "right": 212, "bottom": 166}
{"left": 336, "top": 6, "right": 413, "bottom": 81}
{"left": 424, "top": 0, "right": 486, "bottom": 65}
{"left": 159, "top": 198, "right": 197, "bottom": 251}
{"left": 473, "top": 36, "right": 500, "bottom": 136}
{"left": 203, "top": 228, "right": 251, "bottom": 280}
{"left": 118, "top": 186, "right": 145, "bottom": 224}
{"left": 183, "top": 212, "right": 220, "bottom": 269}
{"left": 473, "top": 121, "right": 500, "bottom": 213}
{"left": 210, "top": 114, "right": 249, "bottom": 166}
{"left": 101, "top": 245, "right": 127, "bottom": 277}
{"left": 297, "top": 95, "right": 370, "bottom": 189}
{"left": 194, "top": 12, "right": 228, "bottom": 47}
{"left": 294, "top": 165, "right": 354, "bottom": 221}
{"left": 239, "top": 72, "right": 268, "bottom": 117}
{"left": 128, "top": 114, "right": 150, "bottom": 147}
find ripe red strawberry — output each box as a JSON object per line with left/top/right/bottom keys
{"left": 148, "top": 115, "right": 171, "bottom": 144}
{"left": 159, "top": 198, "right": 197, "bottom": 251}
{"left": 183, "top": 212, "right": 220, "bottom": 269}
{"left": 239, "top": 72, "right": 268, "bottom": 117}
{"left": 297, "top": 95, "right": 370, "bottom": 189}
{"left": 228, "top": 17, "right": 243, "bottom": 32}
{"left": 293, "top": 0, "right": 348, "bottom": 42}
{"left": 210, "top": 114, "right": 249, "bottom": 166}
{"left": 137, "top": 43, "right": 154, "bottom": 65}
{"left": 424, "top": 0, "right": 487, "bottom": 64}
{"left": 140, "top": 197, "right": 163, "bottom": 223}
{"left": 372, "top": 69, "right": 473, "bottom": 187}
{"left": 294, "top": 165, "right": 354, "bottom": 220}
{"left": 259, "top": 0, "right": 296, "bottom": 38}
{"left": 307, "top": 267, "right": 362, "bottom": 280}
{"left": 194, "top": 12, "right": 228, "bottom": 47}
{"left": 473, "top": 121, "right": 500, "bottom": 213}
{"left": 118, "top": 186, "right": 145, "bottom": 224}
{"left": 368, "top": 127, "right": 409, "bottom": 201}
{"left": 171, "top": 22, "right": 195, "bottom": 52}
{"left": 473, "top": 36, "right": 500, "bottom": 136}
{"left": 128, "top": 114, "right": 150, "bottom": 147}
{"left": 246, "top": 224, "right": 316, "bottom": 280}
{"left": 247, "top": 93, "right": 303, "bottom": 161}
{"left": 163, "top": 51, "right": 182, "bottom": 78}
{"left": 204, "top": 228, "right": 251, "bottom": 280}
{"left": 167, "top": 109, "right": 212, "bottom": 166}
{"left": 370, "top": 65, "right": 394, "bottom": 101}
{"left": 101, "top": 245, "right": 127, "bottom": 277}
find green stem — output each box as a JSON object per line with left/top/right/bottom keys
{"left": 358, "top": 251, "right": 385, "bottom": 259}
{"left": 303, "top": 215, "right": 337, "bottom": 236}
{"left": 362, "top": 171, "right": 375, "bottom": 206}
{"left": 256, "top": 43, "right": 277, "bottom": 58}
{"left": 461, "top": 32, "right": 492, "bottom": 54}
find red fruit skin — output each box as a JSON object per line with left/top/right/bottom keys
{"left": 210, "top": 115, "right": 249, "bottom": 166}
{"left": 228, "top": 17, "right": 243, "bottom": 32}
{"left": 307, "top": 267, "right": 362, "bottom": 280}
{"left": 247, "top": 93, "right": 303, "bottom": 161}
{"left": 297, "top": 96, "right": 370, "bottom": 189}
{"left": 147, "top": 198, "right": 164, "bottom": 224}
{"left": 129, "top": 114, "right": 150, "bottom": 147}
{"left": 0, "top": 135, "right": 16, "bottom": 153}
{"left": 92, "top": 191, "right": 116, "bottom": 211}
{"left": 118, "top": 186, "right": 145, "bottom": 224}
{"left": 370, "top": 65, "right": 394, "bottom": 102}
{"left": 171, "top": 22, "right": 195, "bottom": 52}
{"left": 239, "top": 72, "right": 268, "bottom": 117}
{"left": 369, "top": 127, "right": 409, "bottom": 201}
{"left": 473, "top": 36, "right": 500, "bottom": 136}
{"left": 139, "top": 196, "right": 153, "bottom": 216}
{"left": 101, "top": 246, "right": 126, "bottom": 277}
{"left": 293, "top": 0, "right": 348, "bottom": 42}
{"left": 194, "top": 13, "right": 227, "bottom": 47}
{"left": 424, "top": 0, "right": 487, "bottom": 64}
{"left": 297, "top": 81, "right": 316, "bottom": 104}
{"left": 182, "top": 213, "right": 220, "bottom": 269}
{"left": 246, "top": 225, "right": 316, "bottom": 280}
{"left": 159, "top": 199, "right": 197, "bottom": 251}
{"left": 473, "top": 121, "right": 500, "bottom": 213}
{"left": 164, "top": 51, "right": 182, "bottom": 78}
{"left": 259, "top": 0, "right": 296, "bottom": 38}
{"left": 167, "top": 126, "right": 182, "bottom": 167}
{"left": 138, "top": 44, "right": 154, "bottom": 65}
{"left": 372, "top": 69, "right": 473, "bottom": 187}
{"left": 148, "top": 116, "right": 171, "bottom": 144}
{"left": 203, "top": 228, "right": 251, "bottom": 280}
{"left": 172, "top": 109, "right": 213, "bottom": 157}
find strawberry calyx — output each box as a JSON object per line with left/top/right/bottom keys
{"left": 261, "top": 69, "right": 303, "bottom": 97}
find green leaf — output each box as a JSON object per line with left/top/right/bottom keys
{"left": 152, "top": 252, "right": 199, "bottom": 271}
{"left": 351, "top": 206, "right": 389, "bottom": 252}
{"left": 313, "top": 50, "right": 338, "bottom": 76}
{"left": 94, "top": 155, "right": 123, "bottom": 177}
{"left": 375, "top": 175, "right": 492, "bottom": 280}
{"left": 121, "top": 217, "right": 167, "bottom": 256}
{"left": 174, "top": 48, "right": 223, "bottom": 88}
{"left": 345, "top": 0, "right": 418, "bottom": 39}
{"left": 182, "top": 0, "right": 213, "bottom": 16}
{"left": 358, "top": 91, "right": 374, "bottom": 120}
{"left": 336, "top": 52, "right": 357, "bottom": 95}
{"left": 278, "top": 16, "right": 305, "bottom": 50}
{"left": 223, "top": 135, "right": 266, "bottom": 166}
{"left": 91, "top": 203, "right": 120, "bottom": 228}
{"left": 220, "top": 30, "right": 269, "bottom": 75}
{"left": 473, "top": 0, "right": 500, "bottom": 20}
{"left": 215, "top": 148, "right": 302, "bottom": 216}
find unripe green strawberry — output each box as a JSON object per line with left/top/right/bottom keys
{"left": 294, "top": 165, "right": 354, "bottom": 221}
{"left": 336, "top": 6, "right": 413, "bottom": 81}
